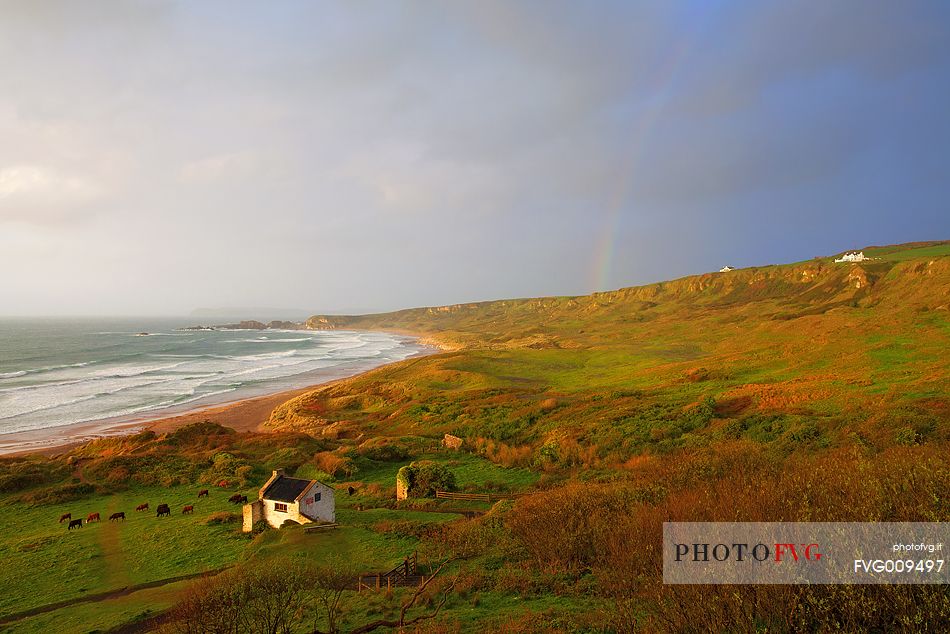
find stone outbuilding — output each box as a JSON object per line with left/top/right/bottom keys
{"left": 441, "top": 433, "right": 463, "bottom": 450}
{"left": 243, "top": 469, "right": 335, "bottom": 532}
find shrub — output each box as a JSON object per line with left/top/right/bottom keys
{"left": 204, "top": 512, "right": 242, "bottom": 525}
{"left": 398, "top": 461, "right": 457, "bottom": 498}
{"left": 359, "top": 442, "right": 411, "bottom": 462}
{"left": 895, "top": 427, "right": 922, "bottom": 446}
{"left": 0, "top": 458, "right": 69, "bottom": 492}
{"left": 313, "top": 452, "right": 356, "bottom": 478}
{"left": 20, "top": 483, "right": 97, "bottom": 506}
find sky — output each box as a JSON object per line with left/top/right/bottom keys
{"left": 1, "top": 1, "right": 949, "bottom": 317}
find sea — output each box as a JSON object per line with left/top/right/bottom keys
{"left": 0, "top": 317, "right": 425, "bottom": 438}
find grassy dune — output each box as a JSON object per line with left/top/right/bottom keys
{"left": 271, "top": 241, "right": 950, "bottom": 463}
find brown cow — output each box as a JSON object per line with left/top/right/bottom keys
{"left": 198, "top": 489, "right": 209, "bottom": 498}
{"left": 67, "top": 518, "right": 83, "bottom": 530}
{"left": 86, "top": 512, "right": 100, "bottom": 523}
{"left": 135, "top": 503, "right": 149, "bottom": 512}
{"left": 59, "top": 513, "right": 71, "bottom": 523}
{"left": 182, "top": 505, "right": 194, "bottom": 514}
{"left": 109, "top": 512, "right": 125, "bottom": 521}
{"left": 156, "top": 504, "right": 171, "bottom": 517}
{"left": 228, "top": 493, "right": 245, "bottom": 504}
{"left": 217, "top": 480, "right": 230, "bottom": 488}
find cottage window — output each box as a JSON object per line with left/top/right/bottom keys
{"left": 274, "top": 503, "right": 288, "bottom": 513}
{"left": 315, "top": 492, "right": 321, "bottom": 501}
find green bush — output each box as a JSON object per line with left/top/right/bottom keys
{"left": 398, "top": 461, "right": 457, "bottom": 498}
{"left": 895, "top": 427, "right": 922, "bottom": 446}
{"left": 411, "top": 462, "right": 456, "bottom": 497}
{"left": 0, "top": 458, "right": 70, "bottom": 493}
{"left": 20, "top": 483, "right": 98, "bottom": 506}
{"left": 359, "top": 442, "right": 411, "bottom": 462}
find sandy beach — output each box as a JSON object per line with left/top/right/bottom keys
{"left": 0, "top": 386, "right": 308, "bottom": 457}
{"left": 0, "top": 339, "right": 442, "bottom": 457}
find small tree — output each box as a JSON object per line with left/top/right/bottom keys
{"left": 310, "top": 559, "right": 357, "bottom": 634}
{"left": 167, "top": 560, "right": 309, "bottom": 634}
{"left": 400, "top": 461, "right": 457, "bottom": 498}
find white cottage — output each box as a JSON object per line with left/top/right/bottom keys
{"left": 242, "top": 469, "right": 335, "bottom": 532}
{"left": 834, "top": 251, "right": 869, "bottom": 263}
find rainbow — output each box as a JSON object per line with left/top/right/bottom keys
{"left": 588, "top": 35, "right": 694, "bottom": 293}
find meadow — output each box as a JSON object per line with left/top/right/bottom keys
{"left": 2, "top": 241, "right": 949, "bottom": 632}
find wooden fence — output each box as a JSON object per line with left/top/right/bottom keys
{"left": 435, "top": 491, "right": 527, "bottom": 503}
{"left": 358, "top": 551, "right": 422, "bottom": 592}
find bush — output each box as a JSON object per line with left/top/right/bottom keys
{"left": 895, "top": 427, "right": 922, "bottom": 446}
{"left": 359, "top": 442, "right": 411, "bottom": 462}
{"left": 313, "top": 452, "right": 357, "bottom": 478}
{"left": 398, "top": 461, "right": 457, "bottom": 498}
{"left": 204, "top": 512, "right": 242, "bottom": 526}
{"left": 0, "top": 458, "right": 69, "bottom": 492}
{"left": 20, "top": 483, "right": 97, "bottom": 506}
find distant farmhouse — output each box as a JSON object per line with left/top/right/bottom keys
{"left": 243, "top": 469, "right": 335, "bottom": 532}
{"left": 834, "top": 251, "right": 870, "bottom": 263}
{"left": 719, "top": 266, "right": 735, "bottom": 272}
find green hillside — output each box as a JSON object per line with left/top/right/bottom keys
{"left": 5, "top": 241, "right": 948, "bottom": 632}
{"left": 273, "top": 241, "right": 950, "bottom": 459}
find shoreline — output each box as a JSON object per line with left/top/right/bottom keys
{"left": 0, "top": 334, "right": 444, "bottom": 458}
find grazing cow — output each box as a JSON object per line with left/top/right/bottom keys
{"left": 109, "top": 512, "right": 125, "bottom": 522}
{"left": 347, "top": 486, "right": 356, "bottom": 496}
{"left": 182, "top": 505, "right": 194, "bottom": 514}
{"left": 156, "top": 504, "right": 171, "bottom": 518}
{"left": 238, "top": 495, "right": 247, "bottom": 504}
{"left": 198, "top": 489, "right": 209, "bottom": 498}
{"left": 59, "top": 513, "right": 71, "bottom": 523}
{"left": 67, "top": 518, "right": 83, "bottom": 530}
{"left": 135, "top": 503, "right": 149, "bottom": 512}
{"left": 86, "top": 512, "right": 100, "bottom": 523}
{"left": 228, "top": 493, "right": 244, "bottom": 504}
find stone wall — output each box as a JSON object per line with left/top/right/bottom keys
{"left": 242, "top": 499, "right": 263, "bottom": 533}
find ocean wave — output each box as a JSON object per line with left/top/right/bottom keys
{"left": 0, "top": 392, "right": 102, "bottom": 421}
{"left": 0, "top": 329, "right": 422, "bottom": 435}
{"left": 227, "top": 349, "right": 299, "bottom": 361}
{"left": 0, "top": 361, "right": 91, "bottom": 379}
{"left": 220, "top": 336, "right": 315, "bottom": 344}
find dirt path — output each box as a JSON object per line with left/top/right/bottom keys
{"left": 0, "top": 567, "right": 228, "bottom": 627}
{"left": 98, "top": 498, "right": 132, "bottom": 589}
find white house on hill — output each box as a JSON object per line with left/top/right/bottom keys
{"left": 834, "top": 251, "right": 869, "bottom": 263}
{"left": 243, "top": 469, "right": 335, "bottom": 532}
{"left": 719, "top": 266, "right": 735, "bottom": 272}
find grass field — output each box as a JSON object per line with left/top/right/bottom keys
{"left": 0, "top": 484, "right": 246, "bottom": 617}
{"left": 3, "top": 241, "right": 949, "bottom": 631}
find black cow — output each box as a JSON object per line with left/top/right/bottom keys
{"left": 67, "top": 518, "right": 83, "bottom": 530}
{"left": 109, "top": 512, "right": 125, "bottom": 522}
{"left": 156, "top": 504, "right": 171, "bottom": 518}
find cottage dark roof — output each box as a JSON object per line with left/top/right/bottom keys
{"left": 262, "top": 476, "right": 313, "bottom": 502}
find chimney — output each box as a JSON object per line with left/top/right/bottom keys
{"left": 273, "top": 469, "right": 285, "bottom": 478}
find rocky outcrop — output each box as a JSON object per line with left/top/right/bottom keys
{"left": 183, "top": 319, "right": 308, "bottom": 331}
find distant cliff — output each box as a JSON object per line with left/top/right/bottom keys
{"left": 303, "top": 240, "right": 950, "bottom": 350}
{"left": 181, "top": 320, "right": 309, "bottom": 331}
